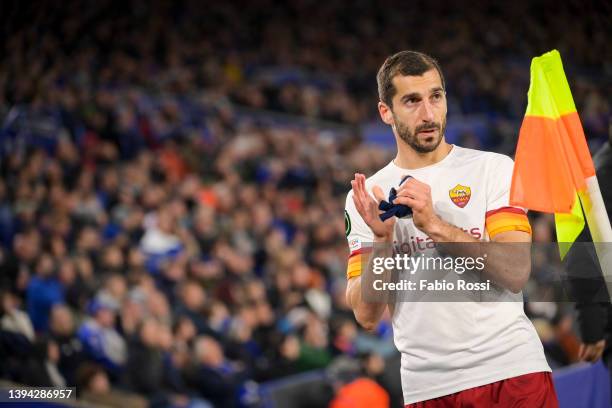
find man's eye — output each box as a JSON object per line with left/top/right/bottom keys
{"left": 432, "top": 93, "right": 442, "bottom": 101}
{"left": 405, "top": 98, "right": 418, "bottom": 105}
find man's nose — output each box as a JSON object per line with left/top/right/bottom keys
{"left": 420, "top": 100, "right": 435, "bottom": 122}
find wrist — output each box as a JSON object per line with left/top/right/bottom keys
{"left": 374, "top": 233, "right": 393, "bottom": 243}
{"left": 423, "top": 215, "right": 444, "bottom": 239}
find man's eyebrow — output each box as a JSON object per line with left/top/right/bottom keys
{"left": 400, "top": 87, "right": 444, "bottom": 102}
{"left": 400, "top": 92, "right": 421, "bottom": 102}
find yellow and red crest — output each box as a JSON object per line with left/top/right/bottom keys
{"left": 449, "top": 184, "right": 471, "bottom": 208}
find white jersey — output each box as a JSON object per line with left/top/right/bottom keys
{"left": 344, "top": 145, "right": 550, "bottom": 404}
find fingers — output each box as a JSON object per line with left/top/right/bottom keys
{"left": 351, "top": 181, "right": 366, "bottom": 216}
{"left": 593, "top": 346, "right": 605, "bottom": 361}
{"left": 350, "top": 178, "right": 359, "bottom": 201}
{"left": 397, "top": 177, "right": 431, "bottom": 194}
{"left": 351, "top": 175, "right": 360, "bottom": 198}
{"left": 396, "top": 179, "right": 431, "bottom": 204}
{"left": 353, "top": 174, "right": 431, "bottom": 204}
{"left": 372, "top": 185, "right": 385, "bottom": 203}
{"left": 351, "top": 173, "right": 431, "bottom": 220}
{"left": 351, "top": 174, "right": 374, "bottom": 219}
{"left": 581, "top": 346, "right": 596, "bottom": 362}
{"left": 394, "top": 183, "right": 425, "bottom": 206}
{"left": 351, "top": 174, "right": 366, "bottom": 206}
{"left": 359, "top": 173, "right": 367, "bottom": 190}
{"left": 579, "top": 341, "right": 606, "bottom": 362}
{"left": 578, "top": 344, "right": 585, "bottom": 360}
{"left": 394, "top": 195, "right": 420, "bottom": 209}
{"left": 356, "top": 174, "right": 368, "bottom": 201}
{"left": 356, "top": 173, "right": 366, "bottom": 196}
{"left": 396, "top": 187, "right": 427, "bottom": 202}
{"left": 352, "top": 173, "right": 379, "bottom": 206}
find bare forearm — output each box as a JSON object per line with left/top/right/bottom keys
{"left": 427, "top": 217, "right": 531, "bottom": 293}
{"left": 347, "top": 238, "right": 394, "bottom": 330}
{"left": 347, "top": 277, "right": 386, "bottom": 331}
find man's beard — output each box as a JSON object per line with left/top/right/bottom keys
{"left": 393, "top": 114, "right": 446, "bottom": 153}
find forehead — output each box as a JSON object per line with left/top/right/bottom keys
{"left": 391, "top": 69, "right": 442, "bottom": 98}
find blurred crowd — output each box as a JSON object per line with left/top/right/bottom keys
{"left": 1, "top": 0, "right": 610, "bottom": 138}
{"left": 1, "top": 0, "right": 610, "bottom": 407}
{"left": 0, "top": 123, "right": 400, "bottom": 407}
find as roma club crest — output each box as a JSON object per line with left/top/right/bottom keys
{"left": 449, "top": 184, "right": 471, "bottom": 208}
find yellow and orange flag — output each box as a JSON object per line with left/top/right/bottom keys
{"left": 510, "top": 50, "right": 612, "bottom": 260}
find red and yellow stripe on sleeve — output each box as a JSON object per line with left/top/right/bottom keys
{"left": 485, "top": 207, "right": 532, "bottom": 239}
{"left": 346, "top": 248, "right": 370, "bottom": 279}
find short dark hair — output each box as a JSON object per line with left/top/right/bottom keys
{"left": 377, "top": 51, "right": 445, "bottom": 107}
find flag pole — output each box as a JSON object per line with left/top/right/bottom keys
{"left": 582, "top": 175, "right": 612, "bottom": 298}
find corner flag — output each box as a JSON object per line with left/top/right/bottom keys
{"left": 510, "top": 50, "right": 612, "bottom": 267}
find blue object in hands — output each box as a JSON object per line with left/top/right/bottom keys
{"left": 378, "top": 175, "right": 413, "bottom": 221}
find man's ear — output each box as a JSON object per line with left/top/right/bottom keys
{"left": 378, "top": 101, "right": 394, "bottom": 126}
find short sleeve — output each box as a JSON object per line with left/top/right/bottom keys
{"left": 485, "top": 155, "right": 532, "bottom": 240}
{"left": 345, "top": 190, "right": 374, "bottom": 279}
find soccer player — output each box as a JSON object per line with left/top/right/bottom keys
{"left": 345, "top": 51, "right": 558, "bottom": 407}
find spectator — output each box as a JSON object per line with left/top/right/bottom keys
{"left": 223, "top": 304, "right": 264, "bottom": 372}
{"left": 124, "top": 318, "right": 168, "bottom": 404}
{"left": 165, "top": 336, "right": 207, "bottom": 406}
{"left": 141, "top": 208, "right": 184, "bottom": 275}
{"left": 26, "top": 253, "right": 64, "bottom": 332}
{"left": 255, "top": 333, "right": 301, "bottom": 382}
{"left": 174, "top": 315, "right": 198, "bottom": 346}
{"left": 77, "top": 294, "right": 127, "bottom": 378}
{"left": 76, "top": 363, "right": 147, "bottom": 408}
{"left": 175, "top": 280, "right": 216, "bottom": 337}
{"left": 100, "top": 273, "right": 128, "bottom": 305}
{"left": 330, "top": 377, "right": 389, "bottom": 408}
{"left": 328, "top": 357, "right": 389, "bottom": 408}
{"left": 18, "top": 336, "right": 66, "bottom": 388}
{"left": 0, "top": 290, "right": 35, "bottom": 382}
{"left": 296, "top": 313, "right": 332, "bottom": 371}
{"left": 56, "top": 258, "right": 83, "bottom": 310}
{"left": 359, "top": 352, "right": 403, "bottom": 407}
{"left": 1, "top": 229, "right": 41, "bottom": 298}
{"left": 48, "top": 304, "right": 85, "bottom": 386}
{"left": 1, "top": 290, "right": 34, "bottom": 342}
{"left": 185, "top": 335, "right": 246, "bottom": 408}
{"left": 331, "top": 318, "right": 358, "bottom": 356}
